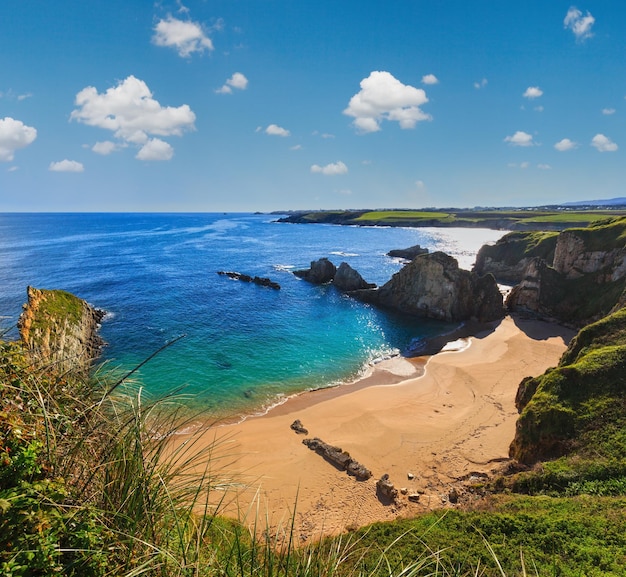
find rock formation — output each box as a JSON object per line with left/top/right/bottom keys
{"left": 552, "top": 230, "right": 626, "bottom": 281}
{"left": 290, "top": 419, "right": 308, "bottom": 435}
{"left": 293, "top": 258, "right": 337, "bottom": 284}
{"left": 387, "top": 244, "right": 429, "bottom": 260}
{"left": 506, "top": 219, "right": 626, "bottom": 326}
{"left": 473, "top": 231, "right": 558, "bottom": 284}
{"left": 17, "top": 286, "right": 104, "bottom": 376}
{"left": 375, "top": 473, "right": 399, "bottom": 502}
{"left": 354, "top": 252, "right": 504, "bottom": 323}
{"left": 302, "top": 437, "right": 372, "bottom": 480}
{"left": 333, "top": 262, "right": 376, "bottom": 291}
{"left": 218, "top": 271, "right": 280, "bottom": 290}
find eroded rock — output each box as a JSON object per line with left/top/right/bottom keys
{"left": 302, "top": 437, "right": 372, "bottom": 480}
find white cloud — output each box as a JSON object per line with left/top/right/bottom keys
{"left": 520, "top": 161, "right": 530, "bottom": 169}
{"left": 290, "top": 144, "right": 302, "bottom": 151}
{"left": 415, "top": 180, "right": 426, "bottom": 190}
{"left": 8, "top": 166, "right": 19, "bottom": 172}
{"left": 49, "top": 159, "right": 84, "bottom": 172}
{"left": 591, "top": 134, "right": 618, "bottom": 152}
{"left": 71, "top": 76, "right": 195, "bottom": 159}
{"left": 554, "top": 138, "right": 578, "bottom": 151}
{"left": 523, "top": 86, "right": 543, "bottom": 99}
{"left": 92, "top": 140, "right": 117, "bottom": 155}
{"left": 310, "top": 161, "right": 348, "bottom": 175}
{"left": 538, "top": 163, "right": 552, "bottom": 170}
{"left": 136, "top": 138, "right": 174, "bottom": 161}
{"left": 504, "top": 131, "right": 535, "bottom": 147}
{"left": 564, "top": 7, "right": 595, "bottom": 41}
{"left": 216, "top": 72, "right": 249, "bottom": 94}
{"left": 0, "top": 117, "right": 37, "bottom": 162}
{"left": 534, "top": 105, "right": 544, "bottom": 112}
{"left": 474, "top": 78, "right": 488, "bottom": 89}
{"left": 343, "top": 71, "right": 430, "bottom": 133}
{"left": 152, "top": 16, "right": 213, "bottom": 57}
{"left": 265, "top": 124, "right": 290, "bottom": 137}
{"left": 422, "top": 74, "right": 439, "bottom": 85}
{"left": 602, "top": 108, "right": 616, "bottom": 115}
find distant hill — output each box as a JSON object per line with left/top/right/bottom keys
{"left": 563, "top": 197, "right": 626, "bottom": 207}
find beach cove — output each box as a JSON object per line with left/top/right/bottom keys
{"left": 179, "top": 314, "right": 575, "bottom": 540}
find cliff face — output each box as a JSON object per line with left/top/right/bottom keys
{"left": 355, "top": 251, "right": 504, "bottom": 323}
{"left": 506, "top": 218, "right": 626, "bottom": 326}
{"left": 18, "top": 287, "right": 104, "bottom": 375}
{"left": 552, "top": 230, "right": 626, "bottom": 281}
{"left": 473, "top": 231, "right": 558, "bottom": 284}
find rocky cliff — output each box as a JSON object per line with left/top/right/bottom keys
{"left": 506, "top": 218, "right": 626, "bottom": 326}
{"left": 473, "top": 231, "right": 559, "bottom": 284}
{"left": 17, "top": 287, "right": 104, "bottom": 375}
{"left": 354, "top": 251, "right": 504, "bottom": 322}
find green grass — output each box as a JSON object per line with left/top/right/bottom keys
{"left": 28, "top": 289, "right": 84, "bottom": 331}
{"left": 353, "top": 211, "right": 454, "bottom": 222}
{"left": 338, "top": 496, "right": 626, "bottom": 576}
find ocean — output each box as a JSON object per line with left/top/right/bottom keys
{"left": 0, "top": 213, "right": 506, "bottom": 417}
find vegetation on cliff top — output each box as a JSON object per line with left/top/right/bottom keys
{"left": 277, "top": 208, "right": 626, "bottom": 230}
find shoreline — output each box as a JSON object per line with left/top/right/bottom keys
{"left": 173, "top": 314, "right": 576, "bottom": 540}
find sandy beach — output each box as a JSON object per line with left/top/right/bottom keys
{"left": 178, "top": 314, "right": 575, "bottom": 541}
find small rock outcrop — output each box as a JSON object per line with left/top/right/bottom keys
{"left": 218, "top": 271, "right": 280, "bottom": 290}
{"left": 293, "top": 258, "right": 337, "bottom": 284}
{"left": 375, "top": 474, "right": 399, "bottom": 502}
{"left": 302, "top": 437, "right": 372, "bottom": 480}
{"left": 387, "top": 244, "right": 429, "bottom": 260}
{"left": 17, "top": 286, "right": 104, "bottom": 376}
{"left": 354, "top": 252, "right": 504, "bottom": 323}
{"left": 290, "top": 419, "right": 308, "bottom": 435}
{"left": 333, "top": 262, "right": 376, "bottom": 291}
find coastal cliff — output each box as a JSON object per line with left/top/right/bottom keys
{"left": 353, "top": 251, "right": 504, "bottom": 322}
{"left": 504, "top": 217, "right": 626, "bottom": 326}
{"left": 474, "top": 230, "right": 559, "bottom": 284}
{"left": 17, "top": 286, "right": 104, "bottom": 375}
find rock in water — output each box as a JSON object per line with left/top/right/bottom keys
{"left": 387, "top": 244, "right": 429, "bottom": 260}
{"left": 293, "top": 258, "right": 337, "bottom": 284}
{"left": 333, "top": 262, "right": 376, "bottom": 291}
{"left": 353, "top": 252, "right": 504, "bottom": 322}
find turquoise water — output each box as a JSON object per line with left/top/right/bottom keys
{"left": 0, "top": 213, "right": 505, "bottom": 417}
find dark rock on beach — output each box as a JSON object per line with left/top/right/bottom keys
{"left": 376, "top": 473, "right": 399, "bottom": 502}
{"left": 290, "top": 419, "right": 309, "bottom": 435}
{"left": 302, "top": 437, "right": 372, "bottom": 480}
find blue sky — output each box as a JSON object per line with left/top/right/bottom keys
{"left": 1, "top": 1, "right": 624, "bottom": 212}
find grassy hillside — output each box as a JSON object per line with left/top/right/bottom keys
{"left": 277, "top": 208, "right": 626, "bottom": 230}
{"left": 509, "top": 307, "right": 626, "bottom": 495}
